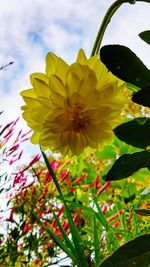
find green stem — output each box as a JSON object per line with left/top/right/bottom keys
{"left": 91, "top": 0, "right": 150, "bottom": 56}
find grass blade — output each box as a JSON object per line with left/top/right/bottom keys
{"left": 94, "top": 214, "right": 101, "bottom": 265}
{"left": 52, "top": 211, "right": 77, "bottom": 259}
{"left": 41, "top": 150, "right": 88, "bottom": 267}
{"left": 94, "top": 198, "right": 108, "bottom": 231}
{"left": 32, "top": 213, "right": 74, "bottom": 260}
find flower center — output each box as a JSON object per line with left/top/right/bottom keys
{"left": 67, "top": 107, "right": 89, "bottom": 132}
{"left": 65, "top": 94, "right": 90, "bottom": 132}
{"left": 74, "top": 110, "right": 89, "bottom": 131}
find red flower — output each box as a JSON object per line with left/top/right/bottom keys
{"left": 44, "top": 171, "right": 52, "bottom": 184}
{"left": 97, "top": 181, "right": 111, "bottom": 197}
{"left": 23, "top": 221, "right": 31, "bottom": 233}
{"left": 107, "top": 209, "right": 122, "bottom": 222}
{"left": 101, "top": 204, "right": 108, "bottom": 215}
{"left": 113, "top": 220, "right": 120, "bottom": 228}
{"left": 94, "top": 175, "right": 100, "bottom": 189}
{"left": 57, "top": 205, "right": 64, "bottom": 218}
{"left": 73, "top": 174, "right": 87, "bottom": 184}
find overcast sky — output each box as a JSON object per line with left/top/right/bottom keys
{"left": 0, "top": 0, "right": 150, "bottom": 156}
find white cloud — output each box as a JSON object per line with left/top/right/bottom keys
{"left": 0, "top": 0, "right": 108, "bottom": 119}
{"left": 0, "top": 0, "right": 150, "bottom": 143}
{"left": 102, "top": 1, "right": 150, "bottom": 67}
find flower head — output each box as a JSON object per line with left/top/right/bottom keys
{"left": 21, "top": 49, "right": 128, "bottom": 155}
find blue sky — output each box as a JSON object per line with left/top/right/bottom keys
{"left": 0, "top": 0, "right": 150, "bottom": 158}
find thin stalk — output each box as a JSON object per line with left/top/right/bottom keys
{"left": 91, "top": 0, "right": 150, "bottom": 56}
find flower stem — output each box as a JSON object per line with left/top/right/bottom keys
{"left": 91, "top": 0, "right": 150, "bottom": 56}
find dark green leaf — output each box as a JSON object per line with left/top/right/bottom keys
{"left": 47, "top": 246, "right": 54, "bottom": 256}
{"left": 132, "top": 86, "right": 150, "bottom": 107}
{"left": 100, "top": 234, "right": 150, "bottom": 267}
{"left": 139, "top": 30, "right": 150, "bottom": 45}
{"left": 124, "top": 194, "right": 136, "bottom": 204}
{"left": 114, "top": 117, "right": 150, "bottom": 149}
{"left": 134, "top": 209, "right": 150, "bottom": 216}
{"left": 105, "top": 151, "right": 150, "bottom": 181}
{"left": 0, "top": 188, "right": 4, "bottom": 193}
{"left": 100, "top": 45, "right": 150, "bottom": 88}
{"left": 123, "top": 184, "right": 136, "bottom": 203}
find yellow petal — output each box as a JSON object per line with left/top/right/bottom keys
{"left": 21, "top": 97, "right": 40, "bottom": 107}
{"left": 51, "top": 93, "right": 64, "bottom": 108}
{"left": 30, "top": 106, "right": 49, "bottom": 123}
{"left": 69, "top": 132, "right": 86, "bottom": 155}
{"left": 30, "top": 73, "right": 49, "bottom": 85}
{"left": 85, "top": 134, "right": 98, "bottom": 149}
{"left": 68, "top": 63, "right": 90, "bottom": 82}
{"left": 65, "top": 71, "right": 80, "bottom": 96}
{"left": 20, "top": 88, "right": 36, "bottom": 98}
{"left": 46, "top": 52, "right": 68, "bottom": 81}
{"left": 76, "top": 49, "right": 87, "bottom": 64}
{"left": 31, "top": 77, "right": 50, "bottom": 98}
{"left": 78, "top": 71, "right": 97, "bottom": 97}
{"left": 30, "top": 132, "right": 40, "bottom": 144}
{"left": 46, "top": 52, "right": 59, "bottom": 76}
{"left": 49, "top": 75, "right": 65, "bottom": 97}
{"left": 67, "top": 92, "right": 85, "bottom": 109}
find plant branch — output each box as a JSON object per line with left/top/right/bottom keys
{"left": 91, "top": 0, "right": 150, "bottom": 56}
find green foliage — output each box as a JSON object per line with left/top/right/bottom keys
{"left": 33, "top": 212, "right": 76, "bottom": 261}
{"left": 42, "top": 150, "right": 89, "bottom": 267}
{"left": 132, "top": 86, "right": 150, "bottom": 107}
{"left": 93, "top": 214, "right": 101, "bottom": 266}
{"left": 0, "top": 128, "right": 150, "bottom": 266}
{"left": 99, "top": 234, "right": 150, "bottom": 267}
{"left": 114, "top": 117, "right": 150, "bottom": 149}
{"left": 100, "top": 44, "right": 150, "bottom": 88}
{"left": 134, "top": 209, "right": 150, "bottom": 216}
{"left": 105, "top": 151, "right": 150, "bottom": 181}
{"left": 139, "top": 30, "right": 150, "bottom": 45}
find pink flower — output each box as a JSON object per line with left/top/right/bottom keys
{"left": 59, "top": 170, "right": 70, "bottom": 182}
{"left": 6, "top": 207, "right": 15, "bottom": 222}
{"left": 50, "top": 160, "right": 61, "bottom": 171}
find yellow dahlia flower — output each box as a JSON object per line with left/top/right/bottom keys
{"left": 21, "top": 49, "right": 128, "bottom": 155}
